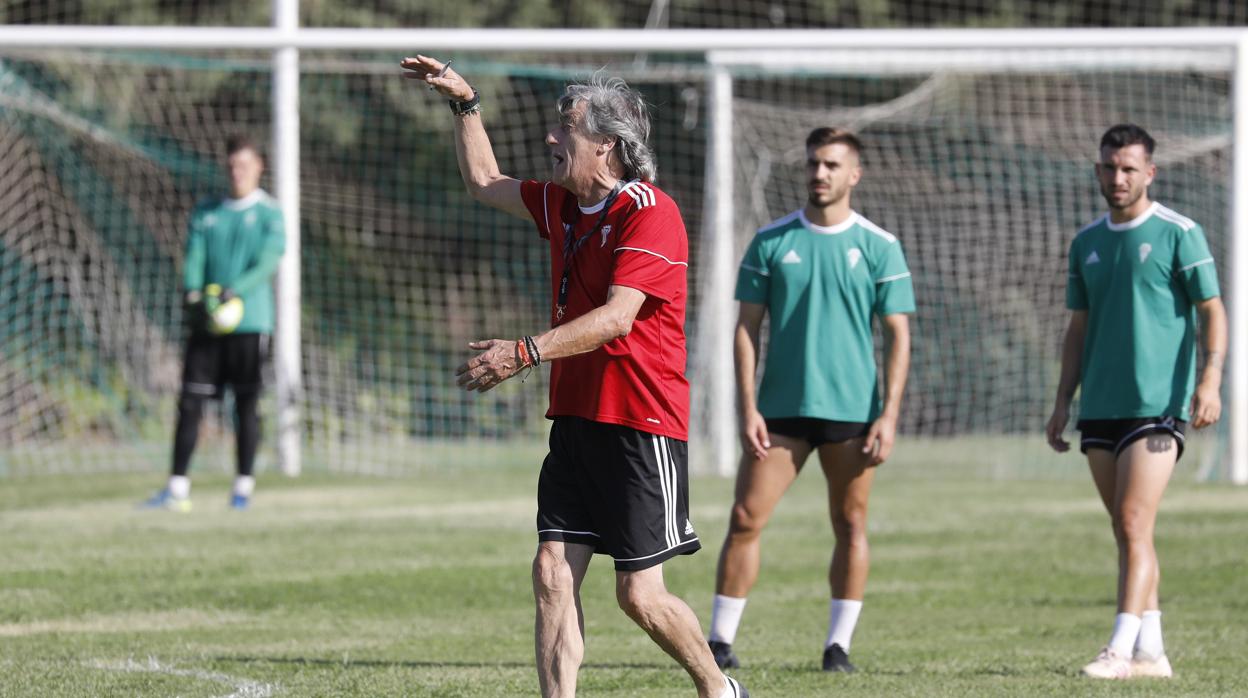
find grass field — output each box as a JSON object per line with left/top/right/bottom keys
{"left": 2, "top": 449, "right": 1247, "bottom": 697}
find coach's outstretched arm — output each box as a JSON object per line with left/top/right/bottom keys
{"left": 454, "top": 284, "right": 647, "bottom": 393}
{"left": 401, "top": 55, "right": 528, "bottom": 219}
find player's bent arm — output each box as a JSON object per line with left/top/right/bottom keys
{"left": 734, "top": 302, "right": 767, "bottom": 417}
{"left": 183, "top": 225, "right": 206, "bottom": 293}
{"left": 230, "top": 245, "right": 283, "bottom": 297}
{"left": 531, "top": 285, "right": 648, "bottom": 361}
{"left": 1195, "top": 296, "right": 1227, "bottom": 389}
{"left": 878, "top": 313, "right": 911, "bottom": 420}
{"left": 1191, "top": 296, "right": 1227, "bottom": 428}
{"left": 1046, "top": 310, "right": 1087, "bottom": 450}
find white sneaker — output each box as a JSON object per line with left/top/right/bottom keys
{"left": 1131, "top": 652, "right": 1173, "bottom": 678}
{"left": 1082, "top": 646, "right": 1132, "bottom": 679}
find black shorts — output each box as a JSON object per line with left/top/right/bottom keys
{"left": 1078, "top": 417, "right": 1187, "bottom": 461}
{"left": 765, "top": 417, "right": 871, "bottom": 448}
{"left": 181, "top": 332, "right": 269, "bottom": 399}
{"left": 537, "top": 417, "right": 701, "bottom": 572}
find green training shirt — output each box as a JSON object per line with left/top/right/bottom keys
{"left": 736, "top": 210, "right": 915, "bottom": 422}
{"left": 183, "top": 189, "right": 286, "bottom": 335}
{"left": 1066, "top": 202, "right": 1220, "bottom": 420}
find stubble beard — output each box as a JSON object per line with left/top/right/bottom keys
{"left": 1102, "top": 182, "right": 1144, "bottom": 214}
{"left": 808, "top": 182, "right": 848, "bottom": 210}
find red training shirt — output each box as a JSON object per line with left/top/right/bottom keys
{"left": 520, "top": 179, "right": 690, "bottom": 440}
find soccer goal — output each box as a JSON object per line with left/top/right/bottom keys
{"left": 0, "top": 23, "right": 1243, "bottom": 481}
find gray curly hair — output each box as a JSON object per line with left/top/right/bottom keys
{"left": 557, "top": 75, "right": 657, "bottom": 183}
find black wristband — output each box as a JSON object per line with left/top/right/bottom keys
{"left": 524, "top": 335, "right": 541, "bottom": 366}
{"left": 449, "top": 90, "right": 481, "bottom": 116}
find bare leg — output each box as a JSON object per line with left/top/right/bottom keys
{"left": 1113, "top": 435, "right": 1177, "bottom": 615}
{"left": 1147, "top": 560, "right": 1160, "bottom": 611}
{"left": 1087, "top": 437, "right": 1176, "bottom": 615}
{"left": 819, "top": 438, "right": 877, "bottom": 600}
{"left": 533, "top": 541, "right": 594, "bottom": 698}
{"left": 619, "top": 564, "right": 728, "bottom": 698}
{"left": 715, "top": 434, "right": 812, "bottom": 597}
{"left": 1087, "top": 449, "right": 1125, "bottom": 604}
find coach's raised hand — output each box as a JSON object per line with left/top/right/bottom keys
{"left": 400, "top": 55, "right": 473, "bottom": 101}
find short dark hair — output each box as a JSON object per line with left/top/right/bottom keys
{"left": 806, "top": 127, "right": 862, "bottom": 156}
{"left": 1100, "top": 124, "right": 1155, "bottom": 157}
{"left": 225, "top": 134, "right": 264, "bottom": 161}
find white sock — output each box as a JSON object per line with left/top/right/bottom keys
{"left": 709, "top": 595, "right": 747, "bottom": 644}
{"left": 1108, "top": 612, "right": 1142, "bottom": 656}
{"left": 168, "top": 475, "right": 190, "bottom": 500}
{"left": 716, "top": 675, "right": 735, "bottom": 698}
{"left": 1135, "top": 610, "right": 1164, "bottom": 658}
{"left": 825, "top": 598, "right": 863, "bottom": 652}
{"left": 233, "top": 475, "right": 255, "bottom": 498}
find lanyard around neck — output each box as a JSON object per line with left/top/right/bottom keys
{"left": 556, "top": 180, "right": 627, "bottom": 322}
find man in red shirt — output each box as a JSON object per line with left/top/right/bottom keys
{"left": 402, "top": 56, "right": 747, "bottom": 698}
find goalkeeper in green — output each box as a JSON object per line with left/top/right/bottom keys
{"left": 141, "top": 135, "right": 286, "bottom": 512}
{"left": 1046, "top": 124, "right": 1226, "bottom": 680}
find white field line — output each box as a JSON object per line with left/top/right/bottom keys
{"left": 87, "top": 657, "right": 276, "bottom": 698}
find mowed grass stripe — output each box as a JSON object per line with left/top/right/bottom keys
{"left": 0, "top": 461, "right": 1245, "bottom": 697}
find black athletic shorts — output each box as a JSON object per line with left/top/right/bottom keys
{"left": 1078, "top": 416, "right": 1187, "bottom": 461}
{"left": 181, "top": 332, "right": 269, "bottom": 399}
{"left": 537, "top": 416, "right": 701, "bottom": 572}
{"left": 765, "top": 417, "right": 871, "bottom": 448}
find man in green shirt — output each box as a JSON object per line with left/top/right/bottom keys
{"left": 707, "top": 127, "right": 914, "bottom": 673}
{"left": 142, "top": 135, "right": 286, "bottom": 512}
{"left": 1046, "top": 124, "right": 1226, "bottom": 680}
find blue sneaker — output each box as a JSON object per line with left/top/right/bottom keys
{"left": 139, "top": 489, "right": 191, "bottom": 512}
{"left": 229, "top": 493, "right": 249, "bottom": 510}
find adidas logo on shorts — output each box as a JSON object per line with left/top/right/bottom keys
{"left": 684, "top": 519, "right": 695, "bottom": 536}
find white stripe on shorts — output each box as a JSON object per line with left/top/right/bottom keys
{"left": 653, "top": 435, "right": 676, "bottom": 548}
{"left": 663, "top": 436, "right": 679, "bottom": 545}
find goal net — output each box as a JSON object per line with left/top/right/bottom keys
{"left": 0, "top": 42, "right": 1235, "bottom": 477}
{"left": 705, "top": 49, "right": 1233, "bottom": 476}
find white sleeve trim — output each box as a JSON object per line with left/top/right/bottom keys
{"left": 739, "top": 263, "right": 770, "bottom": 277}
{"left": 1155, "top": 204, "right": 1197, "bottom": 231}
{"left": 622, "top": 182, "right": 657, "bottom": 208}
{"left": 614, "top": 246, "right": 688, "bottom": 267}
{"left": 875, "top": 271, "right": 911, "bottom": 284}
{"left": 858, "top": 215, "right": 898, "bottom": 243}
{"left": 1177, "top": 257, "right": 1214, "bottom": 273}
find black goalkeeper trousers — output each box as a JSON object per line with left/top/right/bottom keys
{"left": 172, "top": 392, "right": 261, "bottom": 477}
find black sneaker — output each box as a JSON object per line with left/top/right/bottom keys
{"left": 709, "top": 640, "right": 741, "bottom": 669}
{"left": 822, "top": 643, "right": 856, "bottom": 673}
{"left": 724, "top": 675, "right": 749, "bottom": 698}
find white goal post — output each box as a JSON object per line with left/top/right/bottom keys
{"left": 1, "top": 22, "right": 1244, "bottom": 483}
